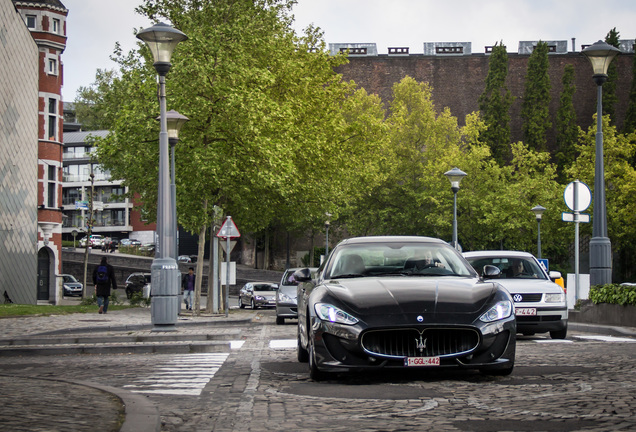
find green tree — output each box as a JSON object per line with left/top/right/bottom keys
{"left": 554, "top": 64, "right": 578, "bottom": 182}
{"left": 622, "top": 39, "right": 636, "bottom": 135}
{"left": 73, "top": 68, "right": 119, "bottom": 131}
{"left": 478, "top": 42, "right": 513, "bottom": 165}
{"left": 603, "top": 28, "right": 620, "bottom": 122}
{"left": 521, "top": 41, "right": 551, "bottom": 152}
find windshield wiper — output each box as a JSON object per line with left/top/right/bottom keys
{"left": 331, "top": 273, "right": 365, "bottom": 279}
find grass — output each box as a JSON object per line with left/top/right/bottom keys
{"left": 0, "top": 303, "right": 135, "bottom": 317}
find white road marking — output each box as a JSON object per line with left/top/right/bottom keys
{"left": 574, "top": 335, "right": 636, "bottom": 343}
{"left": 269, "top": 339, "right": 296, "bottom": 349}
{"left": 123, "top": 352, "right": 229, "bottom": 396}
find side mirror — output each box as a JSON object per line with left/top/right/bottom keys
{"left": 482, "top": 265, "right": 501, "bottom": 279}
{"left": 293, "top": 268, "right": 312, "bottom": 282}
{"left": 549, "top": 271, "right": 562, "bottom": 281}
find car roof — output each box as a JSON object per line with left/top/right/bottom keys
{"left": 338, "top": 236, "right": 447, "bottom": 246}
{"left": 463, "top": 250, "right": 534, "bottom": 258}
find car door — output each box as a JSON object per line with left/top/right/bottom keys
{"left": 295, "top": 268, "right": 318, "bottom": 349}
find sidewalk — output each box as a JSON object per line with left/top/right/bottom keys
{"left": 0, "top": 306, "right": 257, "bottom": 432}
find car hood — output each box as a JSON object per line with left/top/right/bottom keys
{"left": 490, "top": 278, "right": 563, "bottom": 294}
{"left": 278, "top": 285, "right": 297, "bottom": 297}
{"left": 322, "top": 277, "right": 497, "bottom": 325}
{"left": 253, "top": 290, "right": 277, "bottom": 297}
{"left": 64, "top": 282, "right": 82, "bottom": 287}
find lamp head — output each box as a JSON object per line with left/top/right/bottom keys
{"left": 137, "top": 22, "right": 188, "bottom": 76}
{"left": 531, "top": 205, "right": 546, "bottom": 221}
{"left": 157, "top": 110, "right": 190, "bottom": 144}
{"left": 444, "top": 167, "right": 467, "bottom": 191}
{"left": 582, "top": 40, "right": 620, "bottom": 83}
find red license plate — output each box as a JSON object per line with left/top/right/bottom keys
{"left": 515, "top": 307, "right": 537, "bottom": 316}
{"left": 404, "top": 356, "right": 440, "bottom": 367}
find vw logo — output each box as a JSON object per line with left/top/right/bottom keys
{"left": 513, "top": 294, "right": 523, "bottom": 302}
{"left": 416, "top": 315, "right": 424, "bottom": 322}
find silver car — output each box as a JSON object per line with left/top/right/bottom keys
{"left": 238, "top": 282, "right": 278, "bottom": 309}
{"left": 464, "top": 250, "right": 568, "bottom": 339}
{"left": 276, "top": 267, "right": 317, "bottom": 325}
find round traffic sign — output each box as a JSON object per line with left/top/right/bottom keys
{"left": 564, "top": 181, "right": 591, "bottom": 212}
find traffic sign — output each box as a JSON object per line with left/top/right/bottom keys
{"left": 562, "top": 212, "right": 590, "bottom": 223}
{"left": 564, "top": 180, "right": 591, "bottom": 212}
{"left": 216, "top": 216, "right": 241, "bottom": 239}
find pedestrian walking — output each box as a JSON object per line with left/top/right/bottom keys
{"left": 182, "top": 267, "right": 195, "bottom": 311}
{"left": 92, "top": 256, "right": 117, "bottom": 314}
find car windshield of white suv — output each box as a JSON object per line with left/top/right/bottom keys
{"left": 467, "top": 257, "right": 546, "bottom": 280}
{"left": 326, "top": 242, "right": 477, "bottom": 279}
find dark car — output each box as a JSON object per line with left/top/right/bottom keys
{"left": 62, "top": 274, "right": 83, "bottom": 297}
{"left": 125, "top": 272, "right": 151, "bottom": 299}
{"left": 295, "top": 236, "right": 516, "bottom": 381}
{"left": 238, "top": 282, "right": 278, "bottom": 309}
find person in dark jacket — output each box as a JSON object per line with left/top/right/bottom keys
{"left": 181, "top": 267, "right": 195, "bottom": 311}
{"left": 92, "top": 256, "right": 117, "bottom": 314}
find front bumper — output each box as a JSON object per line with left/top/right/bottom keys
{"left": 515, "top": 305, "right": 568, "bottom": 334}
{"left": 276, "top": 303, "right": 298, "bottom": 318}
{"left": 310, "top": 315, "right": 516, "bottom": 373}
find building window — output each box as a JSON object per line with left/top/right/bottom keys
{"left": 48, "top": 58, "right": 57, "bottom": 75}
{"left": 52, "top": 19, "right": 60, "bottom": 34}
{"left": 48, "top": 98, "right": 56, "bottom": 140}
{"left": 26, "top": 15, "right": 36, "bottom": 29}
{"left": 47, "top": 166, "right": 57, "bottom": 208}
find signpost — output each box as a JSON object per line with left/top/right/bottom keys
{"left": 216, "top": 216, "right": 240, "bottom": 317}
{"left": 562, "top": 180, "right": 591, "bottom": 303}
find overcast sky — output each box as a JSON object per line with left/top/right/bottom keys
{"left": 60, "top": 0, "right": 636, "bottom": 101}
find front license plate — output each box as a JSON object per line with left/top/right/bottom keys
{"left": 404, "top": 356, "right": 440, "bottom": 367}
{"left": 515, "top": 307, "right": 537, "bottom": 316}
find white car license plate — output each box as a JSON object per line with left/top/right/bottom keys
{"left": 404, "top": 356, "right": 440, "bottom": 367}
{"left": 515, "top": 307, "right": 537, "bottom": 316}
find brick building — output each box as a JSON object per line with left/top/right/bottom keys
{"left": 333, "top": 41, "right": 635, "bottom": 152}
{"left": 11, "top": 0, "right": 68, "bottom": 304}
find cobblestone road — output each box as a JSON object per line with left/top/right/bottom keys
{"left": 1, "top": 309, "right": 635, "bottom": 432}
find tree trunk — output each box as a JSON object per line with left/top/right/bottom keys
{"left": 193, "top": 200, "right": 208, "bottom": 316}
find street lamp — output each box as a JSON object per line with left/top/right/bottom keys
{"left": 325, "top": 212, "right": 332, "bottom": 258}
{"left": 582, "top": 40, "right": 620, "bottom": 286}
{"left": 444, "top": 167, "right": 467, "bottom": 250}
{"left": 158, "top": 110, "right": 189, "bottom": 260}
{"left": 137, "top": 22, "right": 188, "bottom": 329}
{"left": 531, "top": 205, "right": 546, "bottom": 259}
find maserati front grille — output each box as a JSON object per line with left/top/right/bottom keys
{"left": 361, "top": 327, "right": 480, "bottom": 358}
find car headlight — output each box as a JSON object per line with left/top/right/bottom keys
{"left": 278, "top": 293, "right": 295, "bottom": 303}
{"left": 254, "top": 295, "right": 265, "bottom": 301}
{"left": 545, "top": 293, "right": 565, "bottom": 303}
{"left": 314, "top": 303, "right": 359, "bottom": 325}
{"left": 479, "top": 300, "right": 513, "bottom": 323}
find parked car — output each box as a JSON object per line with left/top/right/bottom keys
{"left": 61, "top": 274, "right": 83, "bottom": 297}
{"left": 295, "top": 236, "right": 516, "bottom": 381}
{"left": 178, "top": 255, "right": 192, "bottom": 263}
{"left": 120, "top": 238, "right": 142, "bottom": 247}
{"left": 239, "top": 282, "right": 279, "bottom": 309}
{"left": 125, "top": 272, "right": 151, "bottom": 299}
{"left": 463, "top": 250, "right": 568, "bottom": 339}
{"left": 79, "top": 234, "right": 104, "bottom": 248}
{"left": 276, "top": 267, "right": 317, "bottom": 325}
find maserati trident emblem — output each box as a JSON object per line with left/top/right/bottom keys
{"left": 415, "top": 335, "right": 427, "bottom": 355}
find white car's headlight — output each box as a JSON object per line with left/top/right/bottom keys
{"left": 545, "top": 293, "right": 565, "bottom": 303}
{"left": 315, "top": 303, "right": 359, "bottom": 325}
{"left": 479, "top": 300, "right": 513, "bottom": 323}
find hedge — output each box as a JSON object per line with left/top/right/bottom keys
{"left": 589, "top": 284, "right": 636, "bottom": 306}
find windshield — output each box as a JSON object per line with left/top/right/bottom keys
{"left": 254, "top": 283, "right": 278, "bottom": 292}
{"left": 324, "top": 241, "right": 477, "bottom": 279}
{"left": 466, "top": 256, "right": 547, "bottom": 280}
{"left": 63, "top": 275, "right": 78, "bottom": 283}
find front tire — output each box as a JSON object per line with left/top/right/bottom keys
{"left": 297, "top": 333, "right": 309, "bottom": 363}
{"left": 276, "top": 316, "right": 284, "bottom": 325}
{"left": 550, "top": 326, "right": 568, "bottom": 340}
{"left": 251, "top": 299, "right": 256, "bottom": 309}
{"left": 308, "top": 338, "right": 329, "bottom": 381}
{"left": 125, "top": 288, "right": 132, "bottom": 299}
{"left": 239, "top": 296, "right": 245, "bottom": 309}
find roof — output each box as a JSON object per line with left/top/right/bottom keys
{"left": 13, "top": 1, "right": 68, "bottom": 12}
{"left": 63, "top": 130, "right": 109, "bottom": 144}
{"left": 463, "top": 251, "right": 535, "bottom": 258}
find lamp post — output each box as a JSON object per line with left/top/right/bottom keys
{"left": 325, "top": 212, "right": 332, "bottom": 258}
{"left": 444, "top": 167, "right": 467, "bottom": 250}
{"left": 531, "top": 205, "right": 546, "bottom": 259}
{"left": 159, "top": 110, "right": 189, "bottom": 260}
{"left": 137, "top": 22, "right": 188, "bottom": 329}
{"left": 582, "top": 40, "right": 620, "bottom": 286}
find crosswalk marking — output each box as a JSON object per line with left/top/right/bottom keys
{"left": 574, "top": 335, "right": 636, "bottom": 343}
{"left": 124, "top": 353, "right": 229, "bottom": 396}
{"left": 269, "top": 339, "right": 296, "bottom": 349}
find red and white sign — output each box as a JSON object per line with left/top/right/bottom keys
{"left": 216, "top": 217, "right": 241, "bottom": 239}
